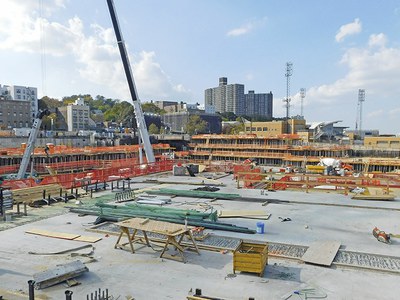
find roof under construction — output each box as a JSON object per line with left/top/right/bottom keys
{"left": 0, "top": 171, "right": 399, "bottom": 299}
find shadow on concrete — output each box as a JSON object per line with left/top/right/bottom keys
{"left": 0, "top": 268, "right": 28, "bottom": 276}
{"left": 264, "top": 264, "right": 301, "bottom": 281}
{"left": 184, "top": 251, "right": 232, "bottom": 270}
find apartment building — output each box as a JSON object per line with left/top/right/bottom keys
{"left": 0, "top": 98, "right": 31, "bottom": 129}
{"left": 0, "top": 84, "right": 38, "bottom": 128}
{"left": 57, "top": 97, "right": 91, "bottom": 131}
{"left": 204, "top": 77, "right": 273, "bottom": 118}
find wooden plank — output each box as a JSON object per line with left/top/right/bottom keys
{"left": 73, "top": 235, "right": 102, "bottom": 243}
{"left": 26, "top": 229, "right": 81, "bottom": 240}
{"left": 301, "top": 240, "right": 341, "bottom": 266}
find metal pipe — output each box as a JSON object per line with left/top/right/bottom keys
{"left": 28, "top": 280, "right": 35, "bottom": 300}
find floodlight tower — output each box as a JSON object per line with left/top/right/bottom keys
{"left": 355, "top": 89, "right": 366, "bottom": 137}
{"left": 300, "top": 88, "right": 306, "bottom": 118}
{"left": 283, "top": 62, "right": 293, "bottom": 133}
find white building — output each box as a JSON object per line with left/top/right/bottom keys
{"left": 58, "top": 97, "right": 91, "bottom": 131}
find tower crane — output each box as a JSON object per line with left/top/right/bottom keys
{"left": 106, "top": 0, "right": 155, "bottom": 163}
{"left": 16, "top": 109, "right": 50, "bottom": 179}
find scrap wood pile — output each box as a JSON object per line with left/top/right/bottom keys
{"left": 69, "top": 202, "right": 256, "bottom": 234}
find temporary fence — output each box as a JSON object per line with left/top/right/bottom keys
{"left": 1, "top": 159, "right": 176, "bottom": 190}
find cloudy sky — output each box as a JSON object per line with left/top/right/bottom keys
{"left": 1, "top": 0, "right": 400, "bottom": 134}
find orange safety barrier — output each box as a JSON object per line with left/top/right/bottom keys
{"left": 0, "top": 165, "right": 19, "bottom": 175}
{"left": 1, "top": 159, "right": 175, "bottom": 190}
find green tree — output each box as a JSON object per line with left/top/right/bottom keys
{"left": 185, "top": 115, "right": 208, "bottom": 135}
{"left": 39, "top": 96, "right": 62, "bottom": 110}
{"left": 218, "top": 112, "right": 237, "bottom": 121}
{"left": 148, "top": 123, "right": 159, "bottom": 134}
{"left": 41, "top": 112, "right": 57, "bottom": 131}
{"left": 142, "top": 102, "right": 166, "bottom": 114}
{"left": 104, "top": 101, "right": 133, "bottom": 123}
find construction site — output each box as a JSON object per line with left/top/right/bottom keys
{"left": 1, "top": 1, "right": 400, "bottom": 299}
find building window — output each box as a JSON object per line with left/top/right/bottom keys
{"left": 16, "top": 89, "right": 21, "bottom": 93}
{"left": 263, "top": 127, "right": 267, "bottom": 131}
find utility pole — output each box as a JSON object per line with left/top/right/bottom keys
{"left": 300, "top": 88, "right": 306, "bottom": 118}
{"left": 283, "top": 62, "right": 293, "bottom": 133}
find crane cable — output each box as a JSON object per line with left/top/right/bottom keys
{"left": 39, "top": 0, "right": 47, "bottom": 96}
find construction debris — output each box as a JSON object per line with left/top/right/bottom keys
{"left": 193, "top": 186, "right": 220, "bottom": 192}
{"left": 33, "top": 260, "right": 89, "bottom": 289}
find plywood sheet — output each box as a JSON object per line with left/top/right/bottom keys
{"left": 302, "top": 240, "right": 341, "bottom": 266}
{"left": 73, "top": 235, "right": 102, "bottom": 243}
{"left": 26, "top": 229, "right": 80, "bottom": 240}
{"left": 117, "top": 218, "right": 190, "bottom": 235}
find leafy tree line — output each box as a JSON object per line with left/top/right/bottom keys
{"left": 39, "top": 95, "right": 165, "bottom": 128}
{"left": 38, "top": 94, "right": 267, "bottom": 135}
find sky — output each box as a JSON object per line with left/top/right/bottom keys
{"left": 1, "top": 1, "right": 400, "bottom": 134}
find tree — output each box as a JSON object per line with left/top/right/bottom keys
{"left": 185, "top": 115, "right": 208, "bottom": 135}
{"left": 39, "top": 96, "right": 62, "bottom": 110}
{"left": 218, "top": 112, "right": 238, "bottom": 121}
{"left": 148, "top": 123, "right": 159, "bottom": 134}
{"left": 142, "top": 102, "right": 166, "bottom": 114}
{"left": 104, "top": 101, "right": 134, "bottom": 125}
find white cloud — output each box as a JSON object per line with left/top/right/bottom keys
{"left": 335, "top": 18, "right": 362, "bottom": 42}
{"left": 368, "top": 33, "right": 387, "bottom": 48}
{"left": 227, "top": 17, "right": 267, "bottom": 37}
{"left": 0, "top": 1, "right": 191, "bottom": 101}
{"left": 366, "top": 109, "right": 384, "bottom": 118}
{"left": 299, "top": 32, "right": 400, "bottom": 132}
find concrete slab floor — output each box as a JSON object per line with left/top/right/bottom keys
{"left": 0, "top": 173, "right": 400, "bottom": 299}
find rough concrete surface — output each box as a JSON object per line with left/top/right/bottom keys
{"left": 1, "top": 173, "right": 400, "bottom": 299}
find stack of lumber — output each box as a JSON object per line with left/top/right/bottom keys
{"left": 12, "top": 184, "right": 64, "bottom": 204}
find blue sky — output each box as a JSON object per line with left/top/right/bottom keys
{"left": 1, "top": 1, "right": 400, "bottom": 134}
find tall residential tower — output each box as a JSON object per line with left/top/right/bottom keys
{"left": 205, "top": 77, "right": 273, "bottom": 119}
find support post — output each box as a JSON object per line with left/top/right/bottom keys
{"left": 28, "top": 280, "right": 35, "bottom": 300}
{"left": 65, "top": 290, "right": 73, "bottom": 300}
